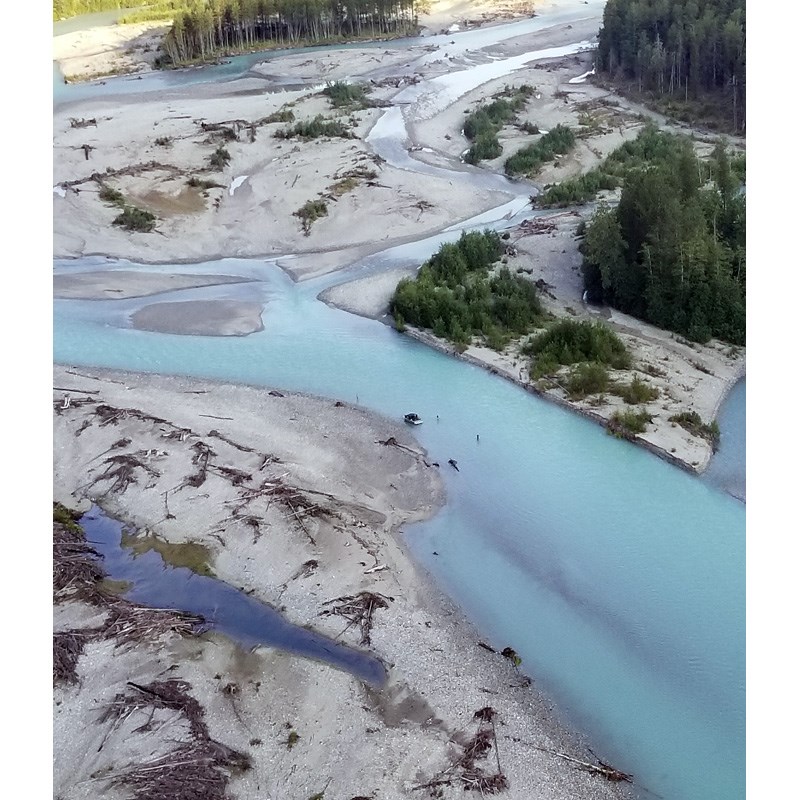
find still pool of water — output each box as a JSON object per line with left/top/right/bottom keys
{"left": 78, "top": 505, "right": 387, "bottom": 686}
{"left": 54, "top": 257, "right": 744, "bottom": 800}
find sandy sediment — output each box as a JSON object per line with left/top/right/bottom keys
{"left": 53, "top": 363, "right": 632, "bottom": 800}
{"left": 131, "top": 299, "right": 265, "bottom": 335}
{"left": 53, "top": 270, "right": 253, "bottom": 299}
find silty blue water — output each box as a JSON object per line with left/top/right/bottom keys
{"left": 702, "top": 379, "right": 746, "bottom": 502}
{"left": 54, "top": 256, "right": 745, "bottom": 800}
{"left": 78, "top": 505, "right": 387, "bottom": 686}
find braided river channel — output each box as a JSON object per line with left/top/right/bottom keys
{"left": 54, "top": 7, "right": 745, "bottom": 800}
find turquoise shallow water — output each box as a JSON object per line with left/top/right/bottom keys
{"left": 54, "top": 258, "right": 745, "bottom": 800}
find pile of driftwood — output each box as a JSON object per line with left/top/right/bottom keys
{"left": 414, "top": 706, "right": 508, "bottom": 795}
{"left": 53, "top": 503, "right": 205, "bottom": 685}
{"left": 532, "top": 746, "right": 633, "bottom": 783}
{"left": 517, "top": 217, "right": 558, "bottom": 235}
{"left": 100, "top": 680, "right": 251, "bottom": 800}
{"left": 320, "top": 591, "right": 391, "bottom": 646}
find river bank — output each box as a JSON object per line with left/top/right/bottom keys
{"left": 53, "top": 363, "right": 632, "bottom": 800}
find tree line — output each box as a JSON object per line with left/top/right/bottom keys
{"left": 53, "top": 1, "right": 149, "bottom": 19}
{"left": 580, "top": 130, "right": 745, "bottom": 345}
{"left": 596, "top": 0, "right": 745, "bottom": 132}
{"left": 159, "top": 0, "right": 420, "bottom": 64}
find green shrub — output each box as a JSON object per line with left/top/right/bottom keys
{"left": 209, "top": 146, "right": 231, "bottom": 170}
{"left": 294, "top": 198, "right": 328, "bottom": 234}
{"left": 504, "top": 125, "right": 576, "bottom": 177}
{"left": 390, "top": 230, "right": 543, "bottom": 348}
{"left": 275, "top": 116, "right": 354, "bottom": 140}
{"left": 112, "top": 206, "right": 156, "bottom": 232}
{"left": 525, "top": 319, "right": 631, "bottom": 377}
{"left": 322, "top": 81, "right": 371, "bottom": 108}
{"left": 461, "top": 87, "right": 534, "bottom": 165}
{"left": 536, "top": 168, "right": 619, "bottom": 207}
{"left": 567, "top": 362, "right": 610, "bottom": 398}
{"left": 261, "top": 109, "right": 295, "bottom": 124}
{"left": 154, "top": 136, "right": 172, "bottom": 147}
{"left": 614, "top": 375, "right": 659, "bottom": 404}
{"left": 610, "top": 408, "right": 652, "bottom": 437}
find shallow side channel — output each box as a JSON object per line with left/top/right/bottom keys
{"left": 79, "top": 505, "right": 387, "bottom": 687}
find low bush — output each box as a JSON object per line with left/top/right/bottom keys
{"left": 609, "top": 408, "right": 652, "bottom": 437}
{"left": 275, "top": 116, "right": 354, "bottom": 140}
{"left": 187, "top": 177, "right": 223, "bottom": 189}
{"left": 294, "top": 198, "right": 328, "bottom": 234}
{"left": 208, "top": 146, "right": 231, "bottom": 170}
{"left": 261, "top": 109, "right": 295, "bottom": 124}
{"left": 504, "top": 125, "right": 576, "bottom": 177}
{"left": 112, "top": 206, "right": 156, "bottom": 232}
{"left": 322, "top": 81, "right": 371, "bottom": 109}
{"left": 524, "top": 319, "right": 631, "bottom": 377}
{"left": 567, "top": 362, "right": 610, "bottom": 398}
{"left": 613, "top": 375, "right": 659, "bottom": 404}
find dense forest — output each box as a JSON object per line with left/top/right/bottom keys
{"left": 158, "top": 0, "right": 419, "bottom": 63}
{"left": 596, "top": 0, "right": 745, "bottom": 132}
{"left": 580, "top": 131, "right": 745, "bottom": 345}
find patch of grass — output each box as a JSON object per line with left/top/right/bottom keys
{"left": 613, "top": 375, "right": 659, "bottom": 404}
{"left": 669, "top": 411, "right": 721, "bottom": 449}
{"left": 282, "top": 728, "right": 300, "bottom": 750}
{"left": 112, "top": 206, "right": 156, "bottom": 232}
{"left": 154, "top": 136, "right": 172, "bottom": 147}
{"left": 294, "top": 198, "right": 328, "bottom": 234}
